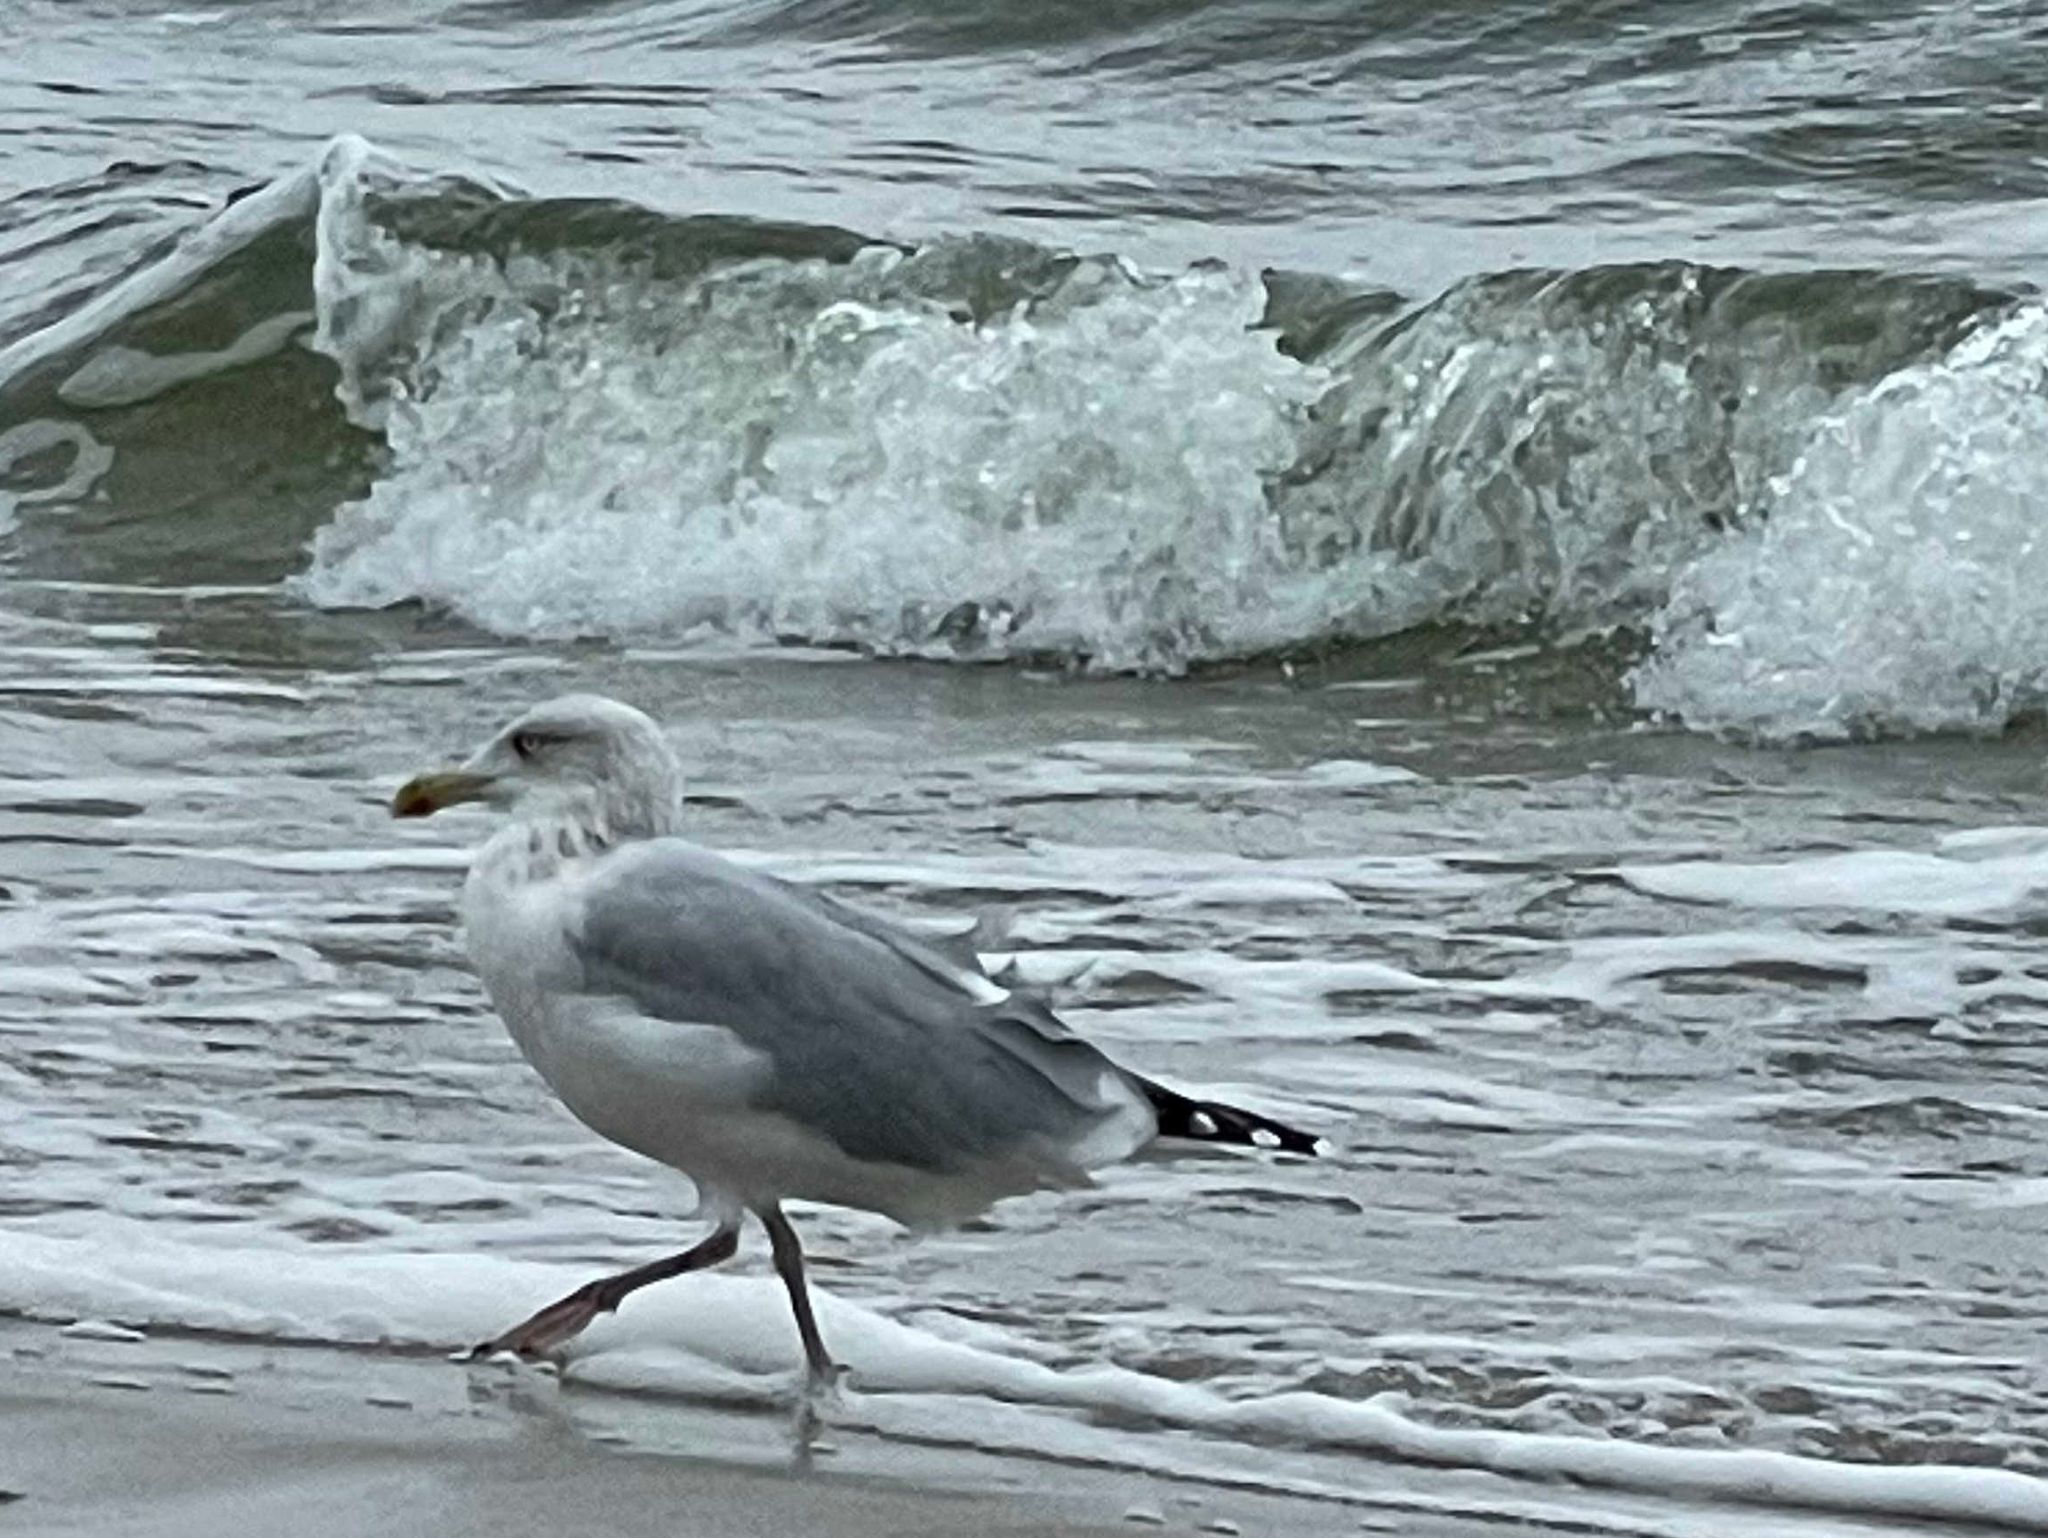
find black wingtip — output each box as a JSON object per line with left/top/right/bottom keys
{"left": 1138, "top": 1076, "right": 1323, "bottom": 1156}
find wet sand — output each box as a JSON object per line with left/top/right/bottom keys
{"left": 0, "top": 1319, "right": 1389, "bottom": 1538}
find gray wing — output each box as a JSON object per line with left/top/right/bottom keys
{"left": 569, "top": 839, "right": 1152, "bottom": 1176}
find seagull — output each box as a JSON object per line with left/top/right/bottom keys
{"left": 393, "top": 694, "right": 1319, "bottom": 1396}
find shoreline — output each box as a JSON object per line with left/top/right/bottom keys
{"left": 0, "top": 1319, "right": 1391, "bottom": 1538}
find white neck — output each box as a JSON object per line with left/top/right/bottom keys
{"left": 474, "top": 778, "right": 680, "bottom": 891}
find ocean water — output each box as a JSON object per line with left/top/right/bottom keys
{"left": 4, "top": 3, "right": 2048, "bottom": 1531}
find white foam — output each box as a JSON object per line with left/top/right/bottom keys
{"left": 293, "top": 151, "right": 1333, "bottom": 668}
{"left": 1, "top": 1230, "right": 2043, "bottom": 1531}
{"left": 1505, "top": 929, "right": 1922, "bottom": 1010}
{"left": 0, "top": 419, "right": 114, "bottom": 531}
{"left": 0, "top": 160, "right": 318, "bottom": 400}
{"left": 131, "top": 842, "right": 474, "bottom": 875}
{"left": 1938, "top": 825, "right": 2048, "bottom": 858}
{"left": 1050, "top": 742, "right": 1221, "bottom": 771}
{"left": 288, "top": 202, "right": 1813, "bottom": 671}
{"left": 1636, "top": 301, "right": 2048, "bottom": 741}
{"left": 281, "top": 833, "right": 1479, "bottom": 903}
{"left": 1620, "top": 842, "right": 2048, "bottom": 919}
{"left": 60, "top": 1317, "right": 147, "bottom": 1343}
{"left": 1299, "top": 759, "right": 1419, "bottom": 789}
{"left": 2, "top": 132, "right": 2015, "bottom": 716}
{"left": 0, "top": 674, "right": 307, "bottom": 703}
{"left": 758, "top": 844, "right": 1487, "bottom": 902}
{"left": 1003, "top": 945, "right": 1437, "bottom": 1009}
{"left": 58, "top": 310, "right": 314, "bottom": 409}
{"left": 1154, "top": 876, "right": 1356, "bottom": 909}
{"left": 278, "top": 145, "right": 1862, "bottom": 673}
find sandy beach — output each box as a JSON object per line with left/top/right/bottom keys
{"left": 1, "top": 1319, "right": 1401, "bottom": 1538}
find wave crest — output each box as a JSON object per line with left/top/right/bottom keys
{"left": 1, "top": 135, "right": 2033, "bottom": 732}
{"left": 285, "top": 141, "right": 1991, "bottom": 673}
{"left": 299, "top": 147, "right": 1326, "bottom": 665}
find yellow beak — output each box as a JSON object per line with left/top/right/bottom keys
{"left": 391, "top": 770, "right": 497, "bottom": 819}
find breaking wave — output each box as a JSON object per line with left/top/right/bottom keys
{"left": 0, "top": 133, "right": 2034, "bottom": 738}
{"left": 1634, "top": 301, "right": 2048, "bottom": 741}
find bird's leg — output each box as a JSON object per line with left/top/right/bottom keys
{"left": 467, "top": 1223, "right": 741, "bottom": 1360}
{"left": 756, "top": 1204, "right": 840, "bottom": 1396}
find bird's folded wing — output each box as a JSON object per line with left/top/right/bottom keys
{"left": 566, "top": 840, "right": 1153, "bottom": 1176}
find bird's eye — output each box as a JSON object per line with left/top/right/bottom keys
{"left": 510, "top": 730, "right": 545, "bottom": 760}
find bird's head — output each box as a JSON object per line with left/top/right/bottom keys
{"left": 392, "top": 694, "right": 684, "bottom": 840}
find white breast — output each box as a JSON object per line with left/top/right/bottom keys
{"left": 459, "top": 829, "right": 839, "bottom": 1207}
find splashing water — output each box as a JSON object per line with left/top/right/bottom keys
{"left": 2, "top": 135, "right": 2020, "bottom": 715}
{"left": 298, "top": 140, "right": 1328, "bottom": 668}
{"left": 1633, "top": 301, "right": 2048, "bottom": 742}
{"left": 283, "top": 140, "right": 1980, "bottom": 674}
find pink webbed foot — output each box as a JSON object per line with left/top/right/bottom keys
{"left": 462, "top": 1283, "right": 608, "bottom": 1362}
